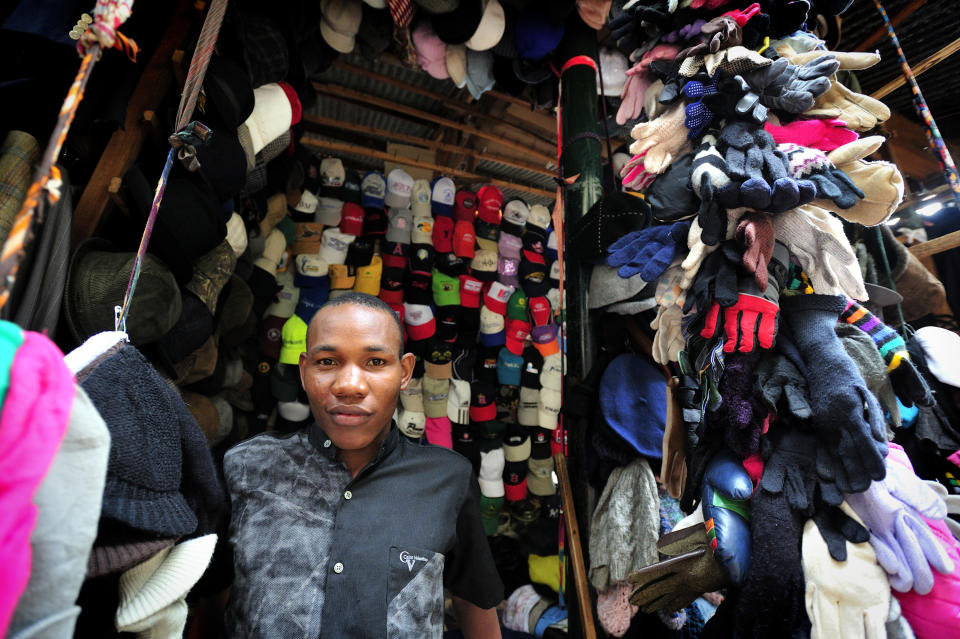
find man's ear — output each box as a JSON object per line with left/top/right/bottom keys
{"left": 399, "top": 352, "right": 416, "bottom": 390}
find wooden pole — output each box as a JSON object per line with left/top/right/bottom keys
{"left": 909, "top": 229, "right": 960, "bottom": 259}
{"left": 870, "top": 35, "right": 960, "bottom": 99}
{"left": 312, "top": 83, "right": 557, "bottom": 167}
{"left": 555, "top": 453, "right": 597, "bottom": 639}
{"left": 300, "top": 136, "right": 556, "bottom": 200}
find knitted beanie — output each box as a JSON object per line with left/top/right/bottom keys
{"left": 596, "top": 582, "right": 639, "bottom": 638}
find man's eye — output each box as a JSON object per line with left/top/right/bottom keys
{"left": 369, "top": 358, "right": 386, "bottom": 367}
{"left": 317, "top": 358, "right": 337, "bottom": 366}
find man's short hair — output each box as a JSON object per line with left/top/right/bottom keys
{"left": 311, "top": 292, "right": 404, "bottom": 353}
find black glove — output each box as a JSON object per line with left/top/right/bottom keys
{"left": 649, "top": 58, "right": 686, "bottom": 106}
{"left": 701, "top": 72, "right": 768, "bottom": 125}
{"left": 755, "top": 348, "right": 812, "bottom": 420}
{"left": 682, "top": 239, "right": 741, "bottom": 317}
{"left": 761, "top": 0, "right": 812, "bottom": 37}
{"left": 809, "top": 493, "right": 870, "bottom": 561}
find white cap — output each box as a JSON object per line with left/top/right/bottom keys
{"left": 528, "top": 204, "right": 551, "bottom": 230}
{"left": 412, "top": 215, "right": 434, "bottom": 245}
{"left": 540, "top": 353, "right": 563, "bottom": 391}
{"left": 265, "top": 269, "right": 299, "bottom": 318}
{"left": 315, "top": 197, "right": 343, "bottom": 226}
{"left": 479, "top": 448, "right": 505, "bottom": 498}
{"left": 384, "top": 168, "right": 414, "bottom": 208}
{"left": 317, "top": 228, "right": 355, "bottom": 265}
{"left": 400, "top": 377, "right": 425, "bottom": 413}
{"left": 518, "top": 386, "right": 540, "bottom": 426}
{"left": 295, "top": 253, "right": 329, "bottom": 277}
{"left": 538, "top": 387, "right": 561, "bottom": 430}
{"left": 914, "top": 326, "right": 960, "bottom": 388}
{"left": 503, "top": 199, "right": 529, "bottom": 226}
{"left": 447, "top": 379, "right": 471, "bottom": 424}
{"left": 398, "top": 408, "right": 426, "bottom": 438}
{"left": 411, "top": 179, "right": 432, "bottom": 217}
{"left": 431, "top": 177, "right": 456, "bottom": 212}
{"left": 465, "top": 0, "right": 506, "bottom": 52}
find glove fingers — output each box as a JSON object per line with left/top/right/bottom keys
{"left": 811, "top": 586, "right": 845, "bottom": 639}
{"left": 701, "top": 301, "right": 723, "bottom": 338}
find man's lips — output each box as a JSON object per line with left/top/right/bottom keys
{"left": 327, "top": 406, "right": 373, "bottom": 424}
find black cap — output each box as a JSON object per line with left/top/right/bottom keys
{"left": 432, "top": 0, "right": 484, "bottom": 44}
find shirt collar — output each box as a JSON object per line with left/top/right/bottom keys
{"left": 307, "top": 420, "right": 400, "bottom": 466}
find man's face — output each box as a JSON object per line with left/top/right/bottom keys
{"left": 300, "top": 304, "right": 414, "bottom": 453}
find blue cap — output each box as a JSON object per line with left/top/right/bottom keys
{"left": 480, "top": 329, "right": 506, "bottom": 348}
{"left": 293, "top": 275, "right": 330, "bottom": 324}
{"left": 515, "top": 9, "right": 565, "bottom": 60}
{"left": 497, "top": 348, "right": 523, "bottom": 386}
{"left": 599, "top": 353, "right": 666, "bottom": 459}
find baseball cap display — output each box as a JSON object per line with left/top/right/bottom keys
{"left": 385, "top": 168, "right": 414, "bottom": 208}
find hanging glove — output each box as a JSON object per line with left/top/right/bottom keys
{"left": 817, "top": 136, "right": 904, "bottom": 226}
{"left": 606, "top": 221, "right": 692, "bottom": 281}
{"left": 846, "top": 445, "right": 952, "bottom": 594}
{"left": 772, "top": 204, "right": 869, "bottom": 300}
{"left": 682, "top": 239, "right": 741, "bottom": 316}
{"left": 765, "top": 117, "right": 859, "bottom": 152}
{"left": 736, "top": 211, "right": 775, "bottom": 289}
{"left": 700, "top": 240, "right": 789, "bottom": 354}
{"left": 620, "top": 149, "right": 659, "bottom": 191}
{"left": 715, "top": 121, "right": 815, "bottom": 213}
{"left": 701, "top": 72, "right": 769, "bottom": 125}
{"left": 780, "top": 45, "right": 881, "bottom": 72}
{"left": 703, "top": 45, "right": 774, "bottom": 77}
{"left": 617, "top": 44, "right": 681, "bottom": 125}
{"left": 701, "top": 448, "right": 753, "bottom": 585}
{"left": 780, "top": 294, "right": 888, "bottom": 495}
{"left": 677, "top": 15, "right": 741, "bottom": 59}
{"left": 781, "top": 143, "right": 865, "bottom": 209}
{"left": 682, "top": 73, "right": 720, "bottom": 139}
{"left": 743, "top": 54, "right": 839, "bottom": 114}
{"left": 652, "top": 303, "right": 685, "bottom": 365}
{"left": 690, "top": 134, "right": 731, "bottom": 246}
{"left": 628, "top": 103, "right": 692, "bottom": 174}
{"left": 803, "top": 504, "right": 891, "bottom": 639}
{"left": 649, "top": 58, "right": 687, "bottom": 106}
{"left": 755, "top": 349, "right": 812, "bottom": 420}
{"left": 661, "top": 18, "right": 706, "bottom": 43}
{"left": 661, "top": 376, "right": 687, "bottom": 498}
{"left": 713, "top": 350, "right": 766, "bottom": 458}
{"left": 627, "top": 519, "right": 730, "bottom": 612}
{"left": 805, "top": 78, "right": 891, "bottom": 131}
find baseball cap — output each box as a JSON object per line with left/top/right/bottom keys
{"left": 404, "top": 303, "right": 436, "bottom": 341}
{"left": 506, "top": 288, "right": 529, "bottom": 321}
{"left": 319, "top": 157, "right": 345, "bottom": 197}
{"left": 479, "top": 448, "right": 505, "bottom": 499}
{"left": 400, "top": 377, "right": 425, "bottom": 412}
{"left": 531, "top": 323, "right": 560, "bottom": 357}
{"left": 353, "top": 256, "right": 382, "bottom": 295}
{"left": 454, "top": 189, "right": 477, "bottom": 221}
{"left": 465, "top": 0, "right": 506, "bottom": 51}
{"left": 521, "top": 346, "right": 543, "bottom": 387}
{"left": 540, "top": 352, "right": 563, "bottom": 388}
{"left": 446, "top": 43, "right": 468, "bottom": 89}
{"left": 498, "top": 233, "right": 523, "bottom": 260}
{"left": 381, "top": 239, "right": 409, "bottom": 269}
{"left": 384, "top": 168, "right": 414, "bottom": 208}
{"left": 501, "top": 199, "right": 529, "bottom": 236}
{"left": 452, "top": 422, "right": 479, "bottom": 473}
{"left": 386, "top": 207, "right": 413, "bottom": 244}
{"left": 435, "top": 251, "right": 467, "bottom": 278}
{"left": 266, "top": 269, "right": 300, "bottom": 318}
{"left": 527, "top": 456, "right": 556, "bottom": 496}
{"left": 431, "top": 177, "right": 456, "bottom": 216}
{"left": 519, "top": 259, "right": 549, "bottom": 297}
{"left": 504, "top": 318, "right": 532, "bottom": 355}
{"left": 484, "top": 281, "right": 515, "bottom": 315}
{"left": 447, "top": 378, "right": 471, "bottom": 424}
{"left": 503, "top": 461, "right": 527, "bottom": 501}
{"left": 346, "top": 237, "right": 374, "bottom": 267}
{"left": 292, "top": 222, "right": 325, "bottom": 255}
{"left": 479, "top": 306, "right": 506, "bottom": 347}
{"left": 432, "top": 269, "right": 461, "bottom": 306}
{"left": 292, "top": 188, "right": 320, "bottom": 218}
{"left": 432, "top": 215, "right": 454, "bottom": 253}
{"left": 538, "top": 386, "right": 561, "bottom": 430}
{"left": 320, "top": 0, "right": 362, "bottom": 53}
{"left": 409, "top": 244, "right": 436, "bottom": 273}
{"left": 412, "top": 215, "right": 434, "bottom": 245}
{"left": 459, "top": 274, "right": 483, "bottom": 308}
{"left": 498, "top": 256, "right": 519, "bottom": 288}
{"left": 470, "top": 380, "right": 497, "bottom": 422}
{"left": 278, "top": 314, "right": 308, "bottom": 365}
{"left": 398, "top": 408, "right": 426, "bottom": 439}
{"left": 549, "top": 260, "right": 560, "bottom": 288}
{"left": 425, "top": 416, "right": 453, "bottom": 448}
{"left": 471, "top": 249, "right": 498, "bottom": 281}
{"left": 527, "top": 203, "right": 551, "bottom": 230}
{"left": 411, "top": 179, "right": 433, "bottom": 217}
{"left": 528, "top": 295, "right": 551, "bottom": 326}
{"left": 452, "top": 346, "right": 476, "bottom": 381}
{"left": 424, "top": 338, "right": 454, "bottom": 379}
{"left": 503, "top": 426, "right": 531, "bottom": 462}
{"left": 342, "top": 169, "right": 362, "bottom": 205}
{"left": 422, "top": 376, "right": 450, "bottom": 418}
{"left": 453, "top": 220, "right": 476, "bottom": 258}
{"left": 518, "top": 386, "right": 539, "bottom": 426}
{"left": 318, "top": 228, "right": 355, "bottom": 265}
{"left": 361, "top": 171, "right": 386, "bottom": 209}
{"left": 364, "top": 207, "right": 388, "bottom": 237}
{"left": 476, "top": 185, "right": 504, "bottom": 224}
{"left": 475, "top": 218, "right": 500, "bottom": 252}
{"left": 497, "top": 347, "right": 523, "bottom": 386}
{"left": 339, "top": 202, "right": 365, "bottom": 236}
{"left": 379, "top": 266, "right": 405, "bottom": 305}
{"left": 405, "top": 270, "right": 433, "bottom": 306}
{"left": 315, "top": 197, "right": 343, "bottom": 226}
{"left": 478, "top": 418, "right": 506, "bottom": 452}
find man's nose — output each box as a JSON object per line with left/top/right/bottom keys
{"left": 331, "top": 363, "right": 368, "bottom": 396}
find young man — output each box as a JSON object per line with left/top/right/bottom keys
{"left": 223, "top": 292, "right": 503, "bottom": 638}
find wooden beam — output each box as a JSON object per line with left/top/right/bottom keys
{"left": 870, "top": 36, "right": 960, "bottom": 99}
{"left": 301, "top": 136, "right": 556, "bottom": 200}
{"left": 909, "top": 229, "right": 960, "bottom": 259}
{"left": 331, "top": 59, "right": 557, "bottom": 148}
{"left": 71, "top": 0, "right": 195, "bottom": 246}
{"left": 302, "top": 114, "right": 555, "bottom": 178}
{"left": 312, "top": 82, "right": 557, "bottom": 167}
{"left": 855, "top": 0, "right": 927, "bottom": 52}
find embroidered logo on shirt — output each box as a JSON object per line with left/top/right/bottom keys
{"left": 399, "top": 550, "right": 429, "bottom": 572}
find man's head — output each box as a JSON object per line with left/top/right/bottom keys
{"left": 300, "top": 293, "right": 415, "bottom": 454}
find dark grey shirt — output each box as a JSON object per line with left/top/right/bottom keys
{"left": 223, "top": 423, "right": 502, "bottom": 638}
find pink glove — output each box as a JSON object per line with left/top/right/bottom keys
{"left": 691, "top": 0, "right": 733, "bottom": 9}
{"left": 616, "top": 45, "right": 680, "bottom": 125}
{"left": 765, "top": 118, "right": 859, "bottom": 152}
{"left": 722, "top": 2, "right": 762, "bottom": 26}
{"left": 895, "top": 517, "right": 960, "bottom": 639}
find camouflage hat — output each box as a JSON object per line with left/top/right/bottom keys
{"left": 185, "top": 240, "right": 238, "bottom": 315}
{"left": 64, "top": 238, "right": 182, "bottom": 346}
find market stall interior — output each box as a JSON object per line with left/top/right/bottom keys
{"left": 1, "top": 0, "right": 960, "bottom": 637}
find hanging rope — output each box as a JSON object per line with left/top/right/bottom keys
{"left": 873, "top": 0, "right": 960, "bottom": 210}
{"left": 115, "top": 0, "right": 229, "bottom": 332}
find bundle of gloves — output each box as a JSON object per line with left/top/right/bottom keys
{"left": 575, "top": 1, "right": 960, "bottom": 638}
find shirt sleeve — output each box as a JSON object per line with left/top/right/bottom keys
{"left": 443, "top": 471, "right": 504, "bottom": 609}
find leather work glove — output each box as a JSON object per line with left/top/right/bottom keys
{"left": 661, "top": 376, "right": 687, "bottom": 498}
{"left": 781, "top": 143, "right": 865, "bottom": 209}
{"left": 816, "top": 136, "right": 904, "bottom": 226}
{"left": 742, "top": 54, "right": 839, "bottom": 114}
{"left": 701, "top": 72, "right": 768, "bottom": 125}
{"left": 606, "top": 221, "right": 691, "bottom": 281}
{"left": 701, "top": 448, "right": 752, "bottom": 585}
{"left": 715, "top": 121, "right": 815, "bottom": 213}
{"left": 677, "top": 15, "right": 740, "bottom": 60}
{"left": 780, "top": 294, "right": 889, "bottom": 496}
{"left": 690, "top": 133, "right": 731, "bottom": 246}
{"left": 628, "top": 103, "right": 692, "bottom": 174}
{"left": 627, "top": 520, "right": 730, "bottom": 613}
{"left": 846, "top": 445, "right": 953, "bottom": 594}
{"left": 700, "top": 240, "right": 789, "bottom": 354}
{"left": 803, "top": 505, "right": 891, "bottom": 639}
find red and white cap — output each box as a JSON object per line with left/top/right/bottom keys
{"left": 453, "top": 220, "right": 475, "bottom": 258}
{"left": 459, "top": 274, "right": 483, "bottom": 308}
{"left": 505, "top": 319, "right": 532, "bottom": 355}
{"left": 476, "top": 185, "right": 503, "bottom": 224}
{"left": 484, "top": 281, "right": 515, "bottom": 315}
{"left": 339, "top": 202, "right": 365, "bottom": 236}
{"left": 404, "top": 303, "right": 436, "bottom": 341}
{"left": 528, "top": 295, "right": 552, "bottom": 326}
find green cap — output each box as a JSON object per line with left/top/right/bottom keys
{"left": 506, "top": 288, "right": 529, "bottom": 321}
{"left": 479, "top": 495, "right": 504, "bottom": 536}
{"left": 431, "top": 269, "right": 461, "bottom": 306}
{"left": 276, "top": 216, "right": 297, "bottom": 247}
{"left": 278, "top": 314, "right": 307, "bottom": 365}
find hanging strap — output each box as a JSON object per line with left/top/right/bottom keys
{"left": 116, "top": 0, "right": 229, "bottom": 332}
{"left": 0, "top": 2, "right": 139, "bottom": 313}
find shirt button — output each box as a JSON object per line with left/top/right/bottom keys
{"left": 323, "top": 440, "right": 331, "bottom": 448}
{"left": 333, "top": 562, "right": 344, "bottom": 574}
{"left": 344, "top": 490, "right": 353, "bottom": 500}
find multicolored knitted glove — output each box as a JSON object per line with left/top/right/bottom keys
{"left": 781, "top": 143, "right": 864, "bottom": 209}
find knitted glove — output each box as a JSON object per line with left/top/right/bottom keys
{"left": 690, "top": 134, "right": 731, "bottom": 246}
{"left": 765, "top": 117, "right": 859, "bottom": 152}
{"left": 817, "top": 136, "right": 904, "bottom": 226}
{"left": 627, "top": 522, "right": 730, "bottom": 612}
{"left": 629, "top": 103, "right": 691, "bottom": 173}
{"left": 715, "top": 121, "right": 814, "bottom": 213}
{"left": 803, "top": 505, "right": 891, "bottom": 639}
{"left": 701, "top": 449, "right": 753, "bottom": 585}
{"left": 661, "top": 19, "right": 706, "bottom": 43}
{"left": 677, "top": 15, "right": 741, "bottom": 59}
{"left": 755, "top": 349, "right": 811, "bottom": 420}
{"left": 736, "top": 211, "right": 775, "bottom": 289}
{"left": 703, "top": 45, "right": 773, "bottom": 77}
{"left": 683, "top": 73, "right": 720, "bottom": 139}
{"left": 714, "top": 350, "right": 766, "bottom": 458}
{"left": 806, "top": 78, "right": 891, "bottom": 131}
{"left": 701, "top": 73, "right": 768, "bottom": 124}
{"left": 652, "top": 303, "right": 685, "bottom": 364}
{"left": 620, "top": 150, "right": 658, "bottom": 190}
{"left": 700, "top": 240, "right": 789, "bottom": 354}
{"left": 782, "top": 143, "right": 864, "bottom": 209}
{"left": 846, "top": 446, "right": 952, "bottom": 594}
{"left": 683, "top": 239, "right": 741, "bottom": 316}
{"left": 840, "top": 297, "right": 934, "bottom": 407}
{"left": 649, "top": 58, "right": 688, "bottom": 106}
{"left": 644, "top": 79, "right": 669, "bottom": 120}
{"left": 606, "top": 221, "right": 692, "bottom": 280}
{"left": 743, "top": 54, "right": 838, "bottom": 114}
{"left": 617, "top": 45, "right": 681, "bottom": 125}
{"left": 772, "top": 204, "right": 868, "bottom": 300}
{"left": 780, "top": 294, "right": 888, "bottom": 495}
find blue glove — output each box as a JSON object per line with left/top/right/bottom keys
{"left": 683, "top": 73, "right": 719, "bottom": 139}
{"left": 701, "top": 448, "right": 752, "bottom": 585}
{"left": 606, "top": 220, "right": 691, "bottom": 281}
